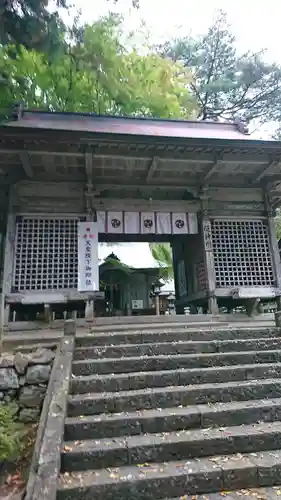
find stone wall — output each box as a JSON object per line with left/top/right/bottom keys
{"left": 0, "top": 348, "right": 55, "bottom": 422}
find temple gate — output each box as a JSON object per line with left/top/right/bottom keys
{"left": 0, "top": 105, "right": 281, "bottom": 327}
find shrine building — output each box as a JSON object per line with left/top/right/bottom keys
{"left": 0, "top": 104, "right": 281, "bottom": 327}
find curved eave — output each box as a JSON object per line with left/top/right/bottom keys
{"left": 1, "top": 122, "right": 281, "bottom": 205}
{"left": 1, "top": 121, "right": 281, "bottom": 151}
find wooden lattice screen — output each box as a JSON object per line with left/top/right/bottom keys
{"left": 211, "top": 219, "right": 274, "bottom": 288}
{"left": 13, "top": 217, "right": 78, "bottom": 291}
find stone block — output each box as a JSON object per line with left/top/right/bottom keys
{"left": 64, "top": 319, "right": 76, "bottom": 336}
{"left": 29, "top": 348, "right": 55, "bottom": 365}
{"left": 67, "top": 395, "right": 115, "bottom": 418}
{"left": 61, "top": 438, "right": 128, "bottom": 471}
{"left": 0, "top": 354, "right": 15, "bottom": 368}
{"left": 275, "top": 311, "right": 281, "bottom": 327}
{"left": 252, "top": 450, "right": 281, "bottom": 486}
{"left": 19, "top": 407, "right": 40, "bottom": 423}
{"left": 0, "top": 367, "right": 19, "bottom": 389}
{"left": 26, "top": 364, "right": 51, "bottom": 384}
{"left": 64, "top": 416, "right": 141, "bottom": 441}
{"left": 14, "top": 352, "right": 30, "bottom": 374}
{"left": 220, "top": 455, "right": 258, "bottom": 490}
{"left": 19, "top": 385, "right": 46, "bottom": 408}
{"left": 3, "top": 390, "right": 17, "bottom": 403}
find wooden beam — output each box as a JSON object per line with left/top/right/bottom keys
{"left": 202, "top": 158, "right": 220, "bottom": 183}
{"left": 19, "top": 152, "right": 33, "bottom": 178}
{"left": 268, "top": 189, "right": 281, "bottom": 197}
{"left": 146, "top": 157, "right": 158, "bottom": 182}
{"left": 94, "top": 181, "right": 254, "bottom": 191}
{"left": 253, "top": 159, "right": 281, "bottom": 183}
{"left": 0, "top": 148, "right": 273, "bottom": 165}
{"left": 41, "top": 154, "right": 54, "bottom": 173}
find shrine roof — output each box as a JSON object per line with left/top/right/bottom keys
{"left": 4, "top": 108, "right": 256, "bottom": 142}
{"left": 2, "top": 106, "right": 281, "bottom": 207}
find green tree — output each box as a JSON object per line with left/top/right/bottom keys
{"left": 149, "top": 243, "right": 173, "bottom": 281}
{"left": 159, "top": 10, "right": 281, "bottom": 123}
{"left": 0, "top": 15, "right": 196, "bottom": 118}
{"left": 0, "top": 0, "right": 67, "bottom": 53}
{"left": 0, "top": 1, "right": 140, "bottom": 55}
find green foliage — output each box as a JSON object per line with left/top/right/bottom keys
{"left": 159, "top": 10, "right": 281, "bottom": 123}
{"left": 0, "top": 0, "right": 67, "bottom": 54}
{"left": 149, "top": 243, "right": 173, "bottom": 281}
{"left": 0, "top": 15, "right": 196, "bottom": 118}
{"left": 0, "top": 403, "right": 24, "bottom": 461}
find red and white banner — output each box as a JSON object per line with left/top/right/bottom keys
{"left": 77, "top": 222, "right": 99, "bottom": 292}
{"left": 96, "top": 211, "right": 198, "bottom": 234}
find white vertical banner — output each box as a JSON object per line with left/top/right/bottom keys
{"left": 188, "top": 213, "right": 198, "bottom": 234}
{"left": 140, "top": 212, "right": 156, "bottom": 234}
{"left": 77, "top": 222, "right": 99, "bottom": 292}
{"left": 97, "top": 211, "right": 106, "bottom": 233}
{"left": 172, "top": 213, "right": 189, "bottom": 234}
{"left": 124, "top": 212, "right": 140, "bottom": 234}
{"left": 156, "top": 212, "right": 171, "bottom": 234}
{"left": 202, "top": 219, "right": 213, "bottom": 251}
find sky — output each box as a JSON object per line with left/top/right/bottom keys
{"left": 74, "top": 0, "right": 281, "bottom": 62}
{"left": 70, "top": 0, "right": 281, "bottom": 268}
{"left": 98, "top": 242, "right": 158, "bottom": 267}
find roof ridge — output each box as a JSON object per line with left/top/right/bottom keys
{"left": 9, "top": 102, "right": 249, "bottom": 134}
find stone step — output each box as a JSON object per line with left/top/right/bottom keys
{"left": 70, "top": 362, "right": 281, "bottom": 394}
{"left": 72, "top": 350, "right": 281, "bottom": 376}
{"left": 168, "top": 486, "right": 281, "bottom": 500}
{"left": 57, "top": 449, "right": 281, "bottom": 499}
{"left": 89, "top": 319, "right": 228, "bottom": 331}
{"left": 64, "top": 397, "right": 281, "bottom": 441}
{"left": 75, "top": 327, "right": 280, "bottom": 347}
{"left": 61, "top": 420, "right": 281, "bottom": 472}
{"left": 67, "top": 378, "right": 281, "bottom": 417}
{"left": 74, "top": 337, "right": 281, "bottom": 360}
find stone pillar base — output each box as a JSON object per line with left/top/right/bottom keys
{"left": 275, "top": 310, "right": 281, "bottom": 327}
{"left": 64, "top": 319, "right": 76, "bottom": 335}
{"left": 85, "top": 300, "right": 95, "bottom": 321}
{"left": 208, "top": 296, "right": 219, "bottom": 314}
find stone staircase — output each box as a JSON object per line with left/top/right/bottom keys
{"left": 57, "top": 324, "right": 281, "bottom": 499}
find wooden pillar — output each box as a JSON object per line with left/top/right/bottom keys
{"left": 264, "top": 191, "right": 281, "bottom": 314}
{"left": 200, "top": 194, "right": 218, "bottom": 315}
{"left": 126, "top": 283, "right": 132, "bottom": 315}
{"left": 155, "top": 295, "right": 160, "bottom": 316}
{"left": 1, "top": 195, "right": 16, "bottom": 332}
{"left": 171, "top": 239, "right": 180, "bottom": 310}
{"left": 171, "top": 238, "right": 188, "bottom": 313}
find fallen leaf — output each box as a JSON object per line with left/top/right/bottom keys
{"left": 109, "top": 472, "right": 119, "bottom": 479}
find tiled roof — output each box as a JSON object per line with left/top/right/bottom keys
{"left": 4, "top": 109, "right": 257, "bottom": 142}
